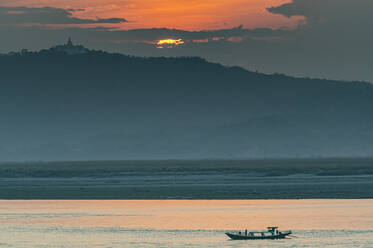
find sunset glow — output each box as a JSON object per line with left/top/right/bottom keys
{"left": 1, "top": 0, "right": 301, "bottom": 30}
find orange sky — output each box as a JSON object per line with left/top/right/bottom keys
{"left": 2, "top": 0, "right": 301, "bottom": 30}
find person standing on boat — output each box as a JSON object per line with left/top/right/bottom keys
{"left": 245, "top": 229, "right": 247, "bottom": 236}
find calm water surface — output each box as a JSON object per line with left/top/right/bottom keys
{"left": 0, "top": 200, "right": 373, "bottom": 247}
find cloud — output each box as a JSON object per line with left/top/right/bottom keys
{"left": 266, "top": 0, "right": 373, "bottom": 52}
{"left": 0, "top": 6, "right": 127, "bottom": 25}
{"left": 267, "top": 0, "right": 373, "bottom": 26}
{"left": 267, "top": 1, "right": 312, "bottom": 19}
{"left": 91, "top": 25, "right": 286, "bottom": 43}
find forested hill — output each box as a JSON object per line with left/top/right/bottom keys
{"left": 1, "top": 47, "right": 373, "bottom": 161}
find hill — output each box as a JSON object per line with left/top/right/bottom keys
{"left": 1, "top": 43, "right": 373, "bottom": 160}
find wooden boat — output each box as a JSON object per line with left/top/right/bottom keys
{"left": 226, "top": 227, "right": 292, "bottom": 240}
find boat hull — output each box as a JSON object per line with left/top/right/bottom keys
{"left": 225, "top": 232, "right": 291, "bottom": 240}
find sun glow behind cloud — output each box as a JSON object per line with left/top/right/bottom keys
{"left": 157, "top": 38, "right": 185, "bottom": 48}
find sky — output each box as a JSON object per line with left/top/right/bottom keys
{"left": 1, "top": 0, "right": 372, "bottom": 82}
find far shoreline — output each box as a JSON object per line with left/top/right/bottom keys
{"left": 1, "top": 158, "right": 373, "bottom": 200}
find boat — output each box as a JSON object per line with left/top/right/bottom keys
{"left": 225, "top": 227, "right": 292, "bottom": 240}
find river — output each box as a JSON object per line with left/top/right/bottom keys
{"left": 0, "top": 199, "right": 372, "bottom": 247}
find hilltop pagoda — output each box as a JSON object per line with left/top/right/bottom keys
{"left": 50, "top": 38, "right": 89, "bottom": 55}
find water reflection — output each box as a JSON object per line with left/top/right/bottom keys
{"left": 1, "top": 199, "right": 373, "bottom": 230}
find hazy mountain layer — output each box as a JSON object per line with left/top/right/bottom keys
{"left": 1, "top": 47, "right": 373, "bottom": 161}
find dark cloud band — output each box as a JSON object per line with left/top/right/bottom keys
{"left": 0, "top": 6, "right": 127, "bottom": 25}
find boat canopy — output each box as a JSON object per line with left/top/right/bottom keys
{"left": 267, "top": 226, "right": 278, "bottom": 230}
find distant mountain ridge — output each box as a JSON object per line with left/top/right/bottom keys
{"left": 1, "top": 41, "right": 373, "bottom": 161}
